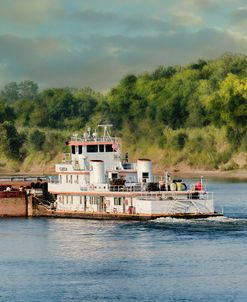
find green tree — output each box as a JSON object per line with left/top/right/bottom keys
{"left": 19, "top": 80, "right": 38, "bottom": 99}
{"left": 0, "top": 101, "right": 16, "bottom": 123}
{"left": 29, "top": 105, "right": 48, "bottom": 127}
{"left": 29, "top": 129, "right": 46, "bottom": 151}
{"left": 219, "top": 73, "right": 247, "bottom": 127}
{"left": 40, "top": 88, "right": 76, "bottom": 128}
{"left": 151, "top": 66, "right": 176, "bottom": 80}
{"left": 13, "top": 99, "right": 34, "bottom": 126}
{"left": 0, "top": 121, "right": 25, "bottom": 159}
{"left": 1, "top": 82, "right": 19, "bottom": 100}
{"left": 74, "top": 88, "right": 100, "bottom": 127}
{"left": 186, "top": 98, "right": 206, "bottom": 128}
{"left": 108, "top": 74, "right": 138, "bottom": 128}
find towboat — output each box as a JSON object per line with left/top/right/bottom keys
{"left": 48, "top": 125, "right": 223, "bottom": 220}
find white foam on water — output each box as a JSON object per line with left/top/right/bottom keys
{"left": 152, "top": 216, "right": 247, "bottom": 224}
{"left": 153, "top": 217, "right": 195, "bottom": 224}
{"left": 204, "top": 216, "right": 247, "bottom": 223}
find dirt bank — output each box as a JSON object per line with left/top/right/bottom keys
{"left": 154, "top": 168, "right": 247, "bottom": 180}
{"left": 0, "top": 157, "right": 247, "bottom": 180}
{"left": 172, "top": 169, "right": 247, "bottom": 180}
{"left": 153, "top": 162, "right": 247, "bottom": 180}
{"left": 1, "top": 167, "right": 247, "bottom": 180}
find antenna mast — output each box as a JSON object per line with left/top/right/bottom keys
{"left": 98, "top": 124, "right": 113, "bottom": 139}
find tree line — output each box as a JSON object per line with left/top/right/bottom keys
{"left": 0, "top": 53, "right": 246, "bottom": 169}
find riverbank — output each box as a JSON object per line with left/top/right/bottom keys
{"left": 0, "top": 152, "right": 247, "bottom": 180}
{"left": 1, "top": 145, "right": 246, "bottom": 180}
{"left": 0, "top": 167, "right": 247, "bottom": 180}
{"left": 154, "top": 162, "right": 247, "bottom": 180}
{"left": 172, "top": 169, "right": 247, "bottom": 180}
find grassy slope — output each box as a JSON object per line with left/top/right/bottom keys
{"left": 0, "top": 125, "right": 246, "bottom": 177}
{"left": 0, "top": 147, "right": 246, "bottom": 177}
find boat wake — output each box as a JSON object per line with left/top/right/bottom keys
{"left": 152, "top": 216, "right": 247, "bottom": 225}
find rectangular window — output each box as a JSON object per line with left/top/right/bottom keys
{"left": 112, "top": 173, "right": 118, "bottom": 179}
{"left": 78, "top": 146, "right": 83, "bottom": 154}
{"left": 105, "top": 144, "right": 113, "bottom": 152}
{"left": 114, "top": 197, "right": 122, "bottom": 206}
{"left": 87, "top": 145, "right": 98, "bottom": 152}
{"left": 72, "top": 145, "right": 76, "bottom": 154}
{"left": 59, "top": 195, "right": 64, "bottom": 204}
{"left": 99, "top": 145, "right": 104, "bottom": 152}
{"left": 142, "top": 172, "right": 149, "bottom": 179}
{"left": 90, "top": 197, "right": 99, "bottom": 205}
{"left": 90, "top": 197, "right": 94, "bottom": 205}
{"left": 123, "top": 163, "right": 132, "bottom": 170}
{"left": 66, "top": 175, "right": 68, "bottom": 183}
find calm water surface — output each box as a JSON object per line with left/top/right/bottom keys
{"left": 0, "top": 179, "right": 247, "bottom": 302}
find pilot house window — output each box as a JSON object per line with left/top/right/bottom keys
{"left": 87, "top": 145, "right": 98, "bottom": 152}
{"left": 105, "top": 144, "right": 113, "bottom": 152}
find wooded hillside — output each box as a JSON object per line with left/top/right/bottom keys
{"left": 0, "top": 53, "right": 246, "bottom": 172}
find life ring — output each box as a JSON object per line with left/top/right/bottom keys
{"left": 181, "top": 183, "right": 187, "bottom": 191}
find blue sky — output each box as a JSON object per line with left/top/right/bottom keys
{"left": 0, "top": 0, "right": 247, "bottom": 91}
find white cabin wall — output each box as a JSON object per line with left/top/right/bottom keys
{"left": 150, "top": 199, "right": 214, "bottom": 214}
{"left": 137, "top": 159, "right": 153, "bottom": 183}
{"left": 56, "top": 195, "right": 86, "bottom": 211}
{"left": 122, "top": 172, "right": 138, "bottom": 184}
{"left": 90, "top": 161, "right": 105, "bottom": 184}
{"left": 132, "top": 198, "right": 152, "bottom": 214}
{"left": 105, "top": 197, "right": 123, "bottom": 213}
{"left": 71, "top": 152, "right": 121, "bottom": 172}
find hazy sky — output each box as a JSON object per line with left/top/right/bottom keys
{"left": 0, "top": 0, "right": 247, "bottom": 91}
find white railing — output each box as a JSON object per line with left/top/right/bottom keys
{"left": 187, "top": 183, "right": 207, "bottom": 191}
{"left": 109, "top": 185, "right": 143, "bottom": 192}
{"left": 107, "top": 185, "right": 212, "bottom": 199}
{"left": 137, "top": 191, "right": 213, "bottom": 201}
{"left": 71, "top": 136, "right": 118, "bottom": 143}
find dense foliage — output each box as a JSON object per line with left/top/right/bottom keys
{"left": 0, "top": 53, "right": 246, "bottom": 170}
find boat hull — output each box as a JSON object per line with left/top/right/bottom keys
{"left": 35, "top": 204, "right": 223, "bottom": 221}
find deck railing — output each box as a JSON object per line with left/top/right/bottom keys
{"left": 0, "top": 176, "right": 48, "bottom": 182}
{"left": 138, "top": 191, "right": 213, "bottom": 201}
{"left": 71, "top": 136, "right": 118, "bottom": 143}
{"left": 49, "top": 181, "right": 211, "bottom": 201}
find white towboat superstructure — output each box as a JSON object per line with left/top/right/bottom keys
{"left": 48, "top": 125, "right": 221, "bottom": 220}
